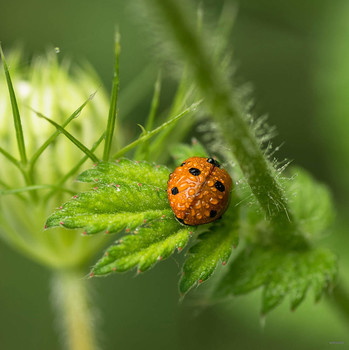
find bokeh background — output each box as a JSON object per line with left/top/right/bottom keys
{"left": 1, "top": 0, "right": 349, "bottom": 349}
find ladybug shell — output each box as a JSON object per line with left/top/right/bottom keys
{"left": 167, "top": 157, "right": 232, "bottom": 225}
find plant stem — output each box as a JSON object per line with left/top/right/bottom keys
{"left": 111, "top": 100, "right": 201, "bottom": 160}
{"left": 51, "top": 270, "right": 99, "bottom": 350}
{"left": 146, "top": 0, "right": 304, "bottom": 246}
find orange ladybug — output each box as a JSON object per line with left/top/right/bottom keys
{"left": 167, "top": 157, "right": 232, "bottom": 225}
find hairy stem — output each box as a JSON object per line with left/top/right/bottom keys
{"left": 51, "top": 270, "right": 99, "bottom": 350}
{"left": 146, "top": 0, "right": 304, "bottom": 246}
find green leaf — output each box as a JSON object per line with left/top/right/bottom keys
{"left": 214, "top": 245, "right": 337, "bottom": 315}
{"left": 144, "top": 71, "right": 162, "bottom": 132}
{"left": 170, "top": 138, "right": 208, "bottom": 163}
{"left": 0, "top": 44, "right": 27, "bottom": 165}
{"left": 44, "top": 132, "right": 106, "bottom": 201}
{"left": 244, "top": 166, "right": 336, "bottom": 243}
{"left": 284, "top": 167, "right": 335, "bottom": 238}
{"left": 46, "top": 159, "right": 171, "bottom": 234}
{"left": 103, "top": 30, "right": 120, "bottom": 161}
{"left": 77, "top": 159, "right": 170, "bottom": 189}
{"left": 32, "top": 109, "right": 99, "bottom": 163}
{"left": 30, "top": 92, "right": 96, "bottom": 168}
{"left": 92, "top": 218, "right": 192, "bottom": 275}
{"left": 179, "top": 205, "right": 239, "bottom": 295}
{"left": 0, "top": 146, "right": 21, "bottom": 169}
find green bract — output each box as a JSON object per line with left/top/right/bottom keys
{"left": 0, "top": 49, "right": 111, "bottom": 269}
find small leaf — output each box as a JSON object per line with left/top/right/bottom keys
{"left": 214, "top": 247, "right": 274, "bottom": 298}
{"left": 284, "top": 167, "right": 335, "bottom": 238}
{"left": 92, "top": 217, "right": 192, "bottom": 275}
{"left": 46, "top": 182, "right": 170, "bottom": 234}
{"left": 137, "top": 124, "right": 147, "bottom": 136}
{"left": 103, "top": 30, "right": 120, "bottom": 161}
{"left": 214, "top": 245, "right": 337, "bottom": 315}
{"left": 170, "top": 139, "right": 208, "bottom": 162}
{"left": 245, "top": 166, "right": 336, "bottom": 242}
{"left": 46, "top": 160, "right": 171, "bottom": 234}
{"left": 179, "top": 205, "right": 239, "bottom": 295}
{"left": 77, "top": 159, "right": 170, "bottom": 189}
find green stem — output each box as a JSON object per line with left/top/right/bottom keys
{"left": 51, "top": 270, "right": 99, "bottom": 350}
{"left": 32, "top": 109, "right": 99, "bottom": 163}
{"left": 30, "top": 92, "right": 96, "bottom": 172}
{"left": 112, "top": 100, "right": 201, "bottom": 160}
{"left": 0, "top": 146, "right": 21, "bottom": 169}
{"left": 147, "top": 0, "right": 303, "bottom": 245}
{"left": 44, "top": 132, "right": 105, "bottom": 201}
{"left": 0, "top": 184, "right": 75, "bottom": 196}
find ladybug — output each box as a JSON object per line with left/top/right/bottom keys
{"left": 167, "top": 157, "right": 232, "bottom": 225}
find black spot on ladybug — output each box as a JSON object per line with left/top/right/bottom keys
{"left": 189, "top": 168, "right": 201, "bottom": 176}
{"left": 215, "top": 181, "right": 225, "bottom": 192}
{"left": 171, "top": 187, "right": 179, "bottom": 195}
{"left": 181, "top": 162, "right": 185, "bottom": 166}
{"left": 210, "top": 210, "right": 217, "bottom": 218}
{"left": 207, "top": 158, "right": 220, "bottom": 168}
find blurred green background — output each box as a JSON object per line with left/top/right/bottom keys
{"left": 1, "top": 0, "right": 349, "bottom": 349}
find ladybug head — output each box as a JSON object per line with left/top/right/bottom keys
{"left": 207, "top": 157, "right": 220, "bottom": 168}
